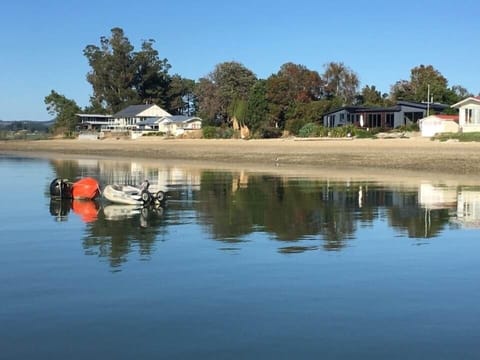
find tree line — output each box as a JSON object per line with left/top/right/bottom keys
{"left": 45, "top": 27, "right": 473, "bottom": 137}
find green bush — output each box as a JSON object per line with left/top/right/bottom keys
{"left": 354, "top": 129, "right": 377, "bottom": 138}
{"left": 258, "top": 125, "right": 282, "bottom": 139}
{"left": 202, "top": 126, "right": 217, "bottom": 139}
{"left": 217, "top": 127, "right": 234, "bottom": 139}
{"left": 142, "top": 131, "right": 166, "bottom": 137}
{"left": 329, "top": 124, "right": 356, "bottom": 138}
{"left": 285, "top": 118, "right": 308, "bottom": 135}
{"left": 433, "top": 132, "right": 480, "bottom": 142}
{"left": 298, "top": 123, "right": 319, "bottom": 137}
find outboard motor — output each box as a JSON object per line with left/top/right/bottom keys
{"left": 49, "top": 178, "right": 73, "bottom": 198}
{"left": 139, "top": 180, "right": 150, "bottom": 191}
{"left": 139, "top": 180, "right": 152, "bottom": 205}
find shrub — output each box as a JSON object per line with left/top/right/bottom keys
{"left": 354, "top": 129, "right": 377, "bottom": 138}
{"left": 329, "top": 124, "right": 356, "bottom": 138}
{"left": 217, "top": 127, "right": 234, "bottom": 139}
{"left": 298, "top": 123, "right": 319, "bottom": 137}
{"left": 433, "top": 132, "right": 480, "bottom": 142}
{"left": 285, "top": 118, "right": 308, "bottom": 135}
{"left": 142, "top": 131, "right": 165, "bottom": 137}
{"left": 258, "top": 125, "right": 282, "bottom": 139}
{"left": 202, "top": 126, "right": 217, "bottom": 139}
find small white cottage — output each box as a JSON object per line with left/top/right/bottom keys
{"left": 451, "top": 96, "right": 480, "bottom": 133}
{"left": 419, "top": 114, "right": 459, "bottom": 137}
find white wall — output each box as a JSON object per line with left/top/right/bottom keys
{"left": 138, "top": 105, "right": 171, "bottom": 117}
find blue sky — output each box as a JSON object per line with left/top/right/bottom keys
{"left": 0, "top": 0, "right": 478, "bottom": 121}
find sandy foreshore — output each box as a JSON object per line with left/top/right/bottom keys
{"left": 1, "top": 136, "right": 480, "bottom": 180}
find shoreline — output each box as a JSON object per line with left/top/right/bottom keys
{"left": 1, "top": 137, "right": 480, "bottom": 180}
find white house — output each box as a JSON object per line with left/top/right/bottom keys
{"left": 451, "top": 96, "right": 480, "bottom": 133}
{"left": 112, "top": 104, "right": 172, "bottom": 130}
{"left": 419, "top": 114, "right": 459, "bottom": 137}
{"left": 133, "top": 115, "right": 202, "bottom": 138}
{"left": 157, "top": 116, "right": 202, "bottom": 135}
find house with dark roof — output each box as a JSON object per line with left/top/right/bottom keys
{"left": 76, "top": 114, "right": 113, "bottom": 131}
{"left": 322, "top": 101, "right": 448, "bottom": 129}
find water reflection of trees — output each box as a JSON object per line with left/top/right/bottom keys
{"left": 82, "top": 206, "right": 166, "bottom": 269}
{"left": 195, "top": 173, "right": 453, "bottom": 250}
{"left": 48, "top": 158, "right": 463, "bottom": 264}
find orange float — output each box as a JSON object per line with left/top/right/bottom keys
{"left": 71, "top": 177, "right": 101, "bottom": 200}
{"left": 71, "top": 200, "right": 99, "bottom": 223}
{"left": 50, "top": 177, "right": 101, "bottom": 200}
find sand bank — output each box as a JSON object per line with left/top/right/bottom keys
{"left": 1, "top": 137, "right": 480, "bottom": 180}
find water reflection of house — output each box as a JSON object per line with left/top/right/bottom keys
{"left": 418, "top": 184, "right": 480, "bottom": 229}
{"left": 80, "top": 160, "right": 201, "bottom": 192}
{"left": 455, "top": 190, "right": 480, "bottom": 228}
{"left": 418, "top": 183, "right": 457, "bottom": 210}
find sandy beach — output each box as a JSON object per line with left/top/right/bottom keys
{"left": 1, "top": 136, "right": 480, "bottom": 180}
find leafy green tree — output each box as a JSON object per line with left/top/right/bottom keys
{"left": 195, "top": 77, "right": 221, "bottom": 125}
{"left": 357, "top": 85, "right": 387, "bottom": 106}
{"left": 84, "top": 27, "right": 137, "bottom": 112}
{"left": 390, "top": 64, "right": 466, "bottom": 105}
{"left": 167, "top": 75, "right": 196, "bottom": 115}
{"left": 244, "top": 80, "right": 269, "bottom": 134}
{"left": 322, "top": 61, "right": 359, "bottom": 105}
{"left": 83, "top": 27, "right": 172, "bottom": 113}
{"left": 410, "top": 64, "right": 448, "bottom": 103}
{"left": 195, "top": 61, "right": 257, "bottom": 125}
{"left": 450, "top": 85, "right": 471, "bottom": 100}
{"left": 266, "top": 63, "right": 323, "bottom": 130}
{"left": 133, "top": 39, "right": 171, "bottom": 107}
{"left": 44, "top": 90, "right": 81, "bottom": 133}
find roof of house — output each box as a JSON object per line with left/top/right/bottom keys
{"left": 421, "top": 114, "right": 459, "bottom": 123}
{"left": 162, "top": 115, "right": 202, "bottom": 123}
{"left": 323, "top": 105, "right": 400, "bottom": 116}
{"left": 136, "top": 117, "right": 159, "bottom": 126}
{"left": 113, "top": 104, "right": 157, "bottom": 118}
{"left": 396, "top": 100, "right": 448, "bottom": 110}
{"left": 323, "top": 100, "right": 449, "bottom": 117}
{"left": 435, "top": 114, "right": 459, "bottom": 121}
{"left": 76, "top": 113, "right": 112, "bottom": 118}
{"left": 136, "top": 115, "right": 202, "bottom": 126}
{"left": 451, "top": 96, "right": 480, "bottom": 108}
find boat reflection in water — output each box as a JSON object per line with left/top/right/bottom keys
{"left": 103, "top": 203, "right": 164, "bottom": 228}
{"left": 50, "top": 198, "right": 100, "bottom": 223}
{"left": 48, "top": 158, "right": 480, "bottom": 269}
{"left": 49, "top": 198, "right": 163, "bottom": 228}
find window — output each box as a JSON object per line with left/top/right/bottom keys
{"left": 404, "top": 112, "right": 424, "bottom": 124}
{"left": 386, "top": 113, "right": 394, "bottom": 128}
{"left": 367, "top": 113, "right": 381, "bottom": 128}
{"left": 465, "top": 108, "right": 473, "bottom": 124}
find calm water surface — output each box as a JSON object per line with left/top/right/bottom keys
{"left": 1, "top": 155, "right": 480, "bottom": 359}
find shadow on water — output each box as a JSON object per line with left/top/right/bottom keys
{"left": 46, "top": 158, "right": 480, "bottom": 269}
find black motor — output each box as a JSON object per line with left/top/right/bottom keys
{"left": 49, "top": 178, "right": 73, "bottom": 198}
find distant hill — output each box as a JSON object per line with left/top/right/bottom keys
{"left": 0, "top": 120, "right": 54, "bottom": 132}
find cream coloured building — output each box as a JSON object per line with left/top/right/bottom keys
{"left": 451, "top": 96, "right": 480, "bottom": 133}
